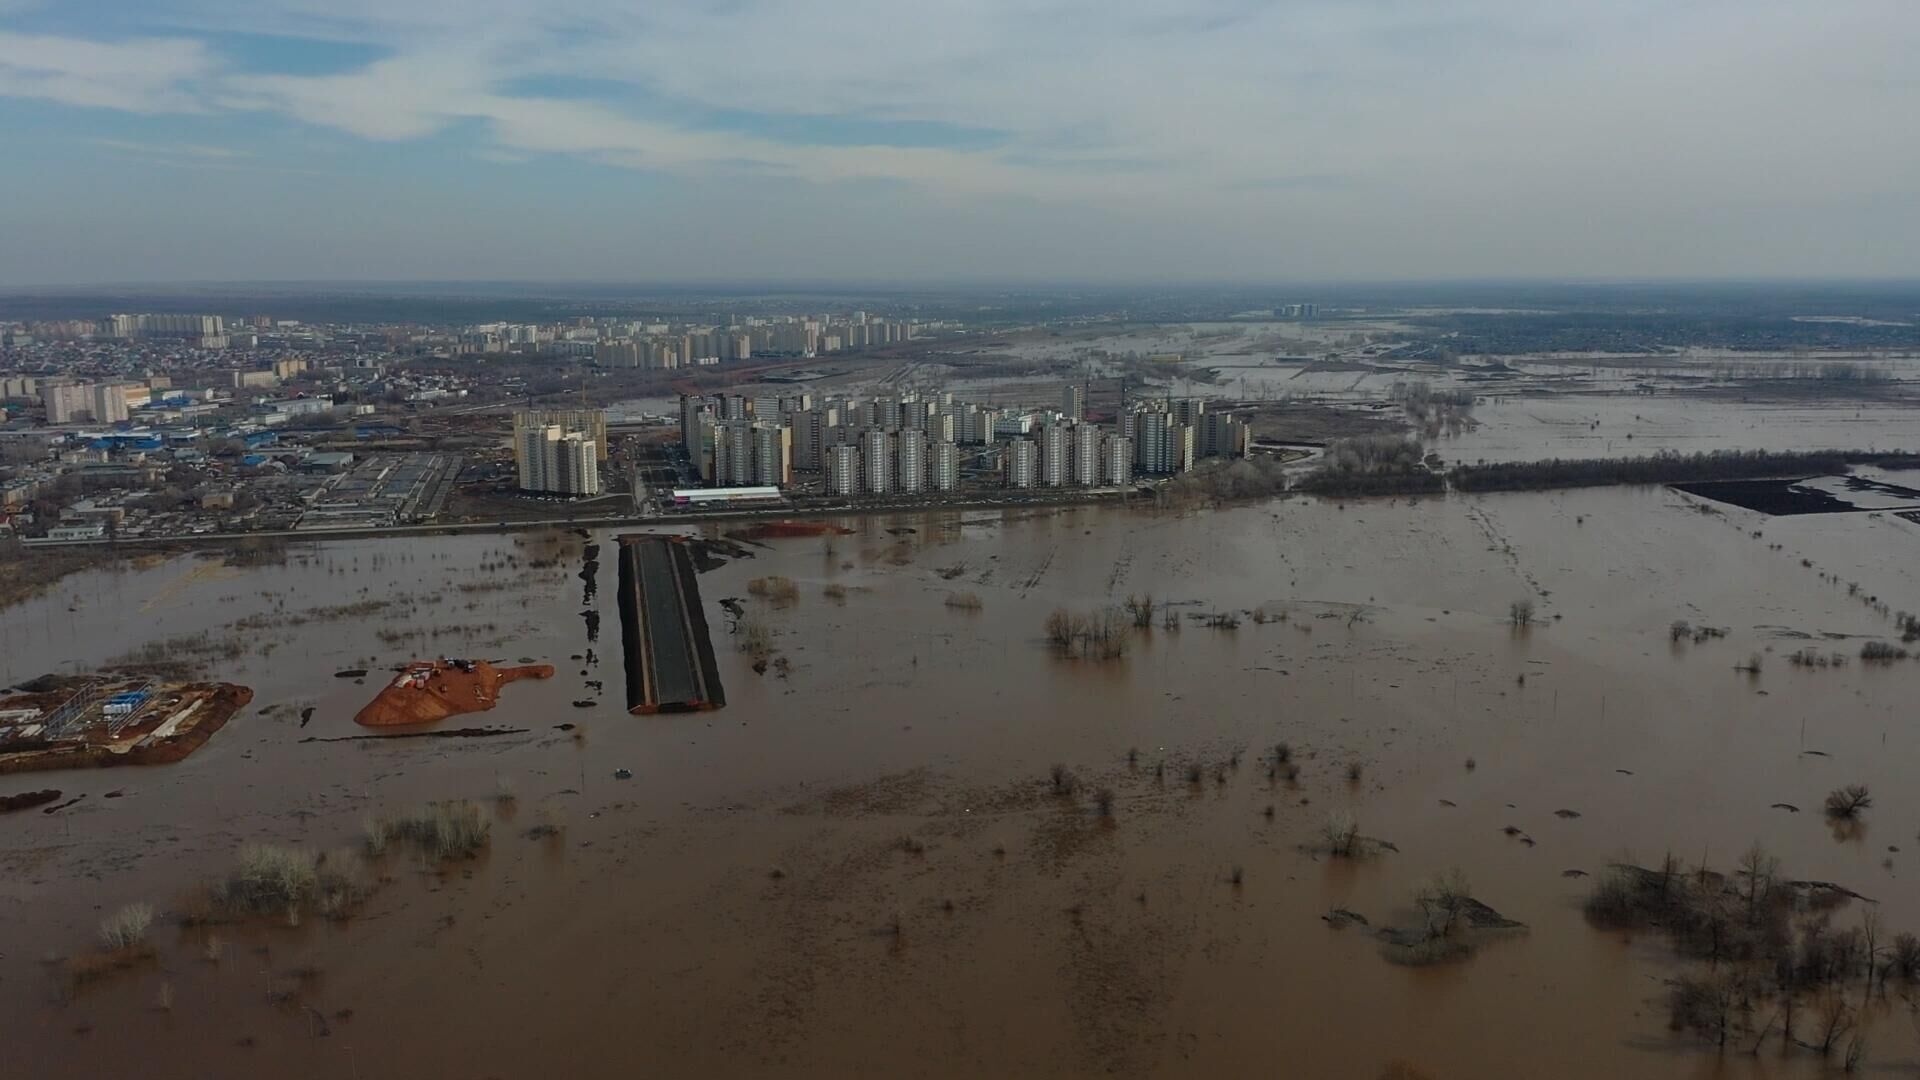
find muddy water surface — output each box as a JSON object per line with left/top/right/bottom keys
{"left": 5, "top": 490, "right": 1920, "bottom": 1079}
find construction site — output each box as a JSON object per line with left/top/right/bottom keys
{"left": 0, "top": 676, "right": 253, "bottom": 775}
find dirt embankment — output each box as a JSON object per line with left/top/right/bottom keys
{"left": 0, "top": 788, "right": 62, "bottom": 812}
{"left": 726, "top": 522, "right": 854, "bottom": 542}
{"left": 0, "top": 683, "right": 253, "bottom": 776}
{"left": 353, "top": 661, "right": 554, "bottom": 727}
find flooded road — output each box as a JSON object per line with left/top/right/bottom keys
{"left": 5, "top": 485, "right": 1920, "bottom": 1078}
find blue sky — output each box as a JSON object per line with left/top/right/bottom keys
{"left": 2, "top": 0, "right": 1918, "bottom": 285}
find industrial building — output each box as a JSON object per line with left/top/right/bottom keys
{"left": 667, "top": 486, "right": 783, "bottom": 507}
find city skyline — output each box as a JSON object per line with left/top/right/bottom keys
{"left": 3, "top": 1, "right": 1919, "bottom": 286}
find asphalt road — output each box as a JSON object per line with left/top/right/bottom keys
{"left": 20, "top": 488, "right": 1146, "bottom": 551}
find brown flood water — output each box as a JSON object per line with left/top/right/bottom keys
{"left": 4, "top": 487, "right": 1920, "bottom": 1079}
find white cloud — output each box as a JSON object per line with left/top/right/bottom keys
{"left": 4, "top": 1, "right": 1920, "bottom": 277}
{"left": 0, "top": 31, "right": 211, "bottom": 112}
{"left": 87, "top": 137, "right": 249, "bottom": 159}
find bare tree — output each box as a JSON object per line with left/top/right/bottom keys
{"left": 1889, "top": 931, "right": 1920, "bottom": 981}
{"left": 1124, "top": 593, "right": 1155, "bottom": 628}
{"left": 1861, "top": 909, "right": 1884, "bottom": 998}
{"left": 1668, "top": 973, "right": 1738, "bottom": 1048}
{"left": 1737, "top": 843, "right": 1778, "bottom": 926}
{"left": 1814, "top": 993, "right": 1856, "bottom": 1057}
{"left": 1044, "top": 609, "right": 1075, "bottom": 650}
{"left": 1508, "top": 599, "right": 1534, "bottom": 627}
{"left": 1416, "top": 868, "right": 1472, "bottom": 939}
{"left": 1825, "top": 784, "right": 1872, "bottom": 819}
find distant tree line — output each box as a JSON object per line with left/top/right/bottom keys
{"left": 1448, "top": 449, "right": 1861, "bottom": 493}
{"left": 1407, "top": 312, "right": 1920, "bottom": 354}
{"left": 1288, "top": 446, "right": 1920, "bottom": 499}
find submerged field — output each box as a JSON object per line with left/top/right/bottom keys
{"left": 4, "top": 479, "right": 1920, "bottom": 1077}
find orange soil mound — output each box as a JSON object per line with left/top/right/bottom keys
{"left": 353, "top": 661, "right": 554, "bottom": 727}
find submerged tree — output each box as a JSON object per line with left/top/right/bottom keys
{"left": 1825, "top": 784, "right": 1872, "bottom": 819}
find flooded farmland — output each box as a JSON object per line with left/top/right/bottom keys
{"left": 5, "top": 482, "right": 1920, "bottom": 1078}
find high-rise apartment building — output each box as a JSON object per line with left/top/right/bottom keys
{"left": 1041, "top": 422, "right": 1070, "bottom": 487}
{"left": 790, "top": 408, "right": 819, "bottom": 472}
{"left": 518, "top": 418, "right": 599, "bottom": 495}
{"left": 751, "top": 423, "right": 792, "bottom": 487}
{"left": 515, "top": 409, "right": 608, "bottom": 462}
{"left": 861, "top": 430, "right": 893, "bottom": 494}
{"left": 1072, "top": 423, "right": 1101, "bottom": 486}
{"left": 1199, "top": 411, "right": 1250, "bottom": 459}
{"left": 92, "top": 383, "right": 130, "bottom": 424}
{"left": 594, "top": 341, "right": 644, "bottom": 368}
{"left": 41, "top": 382, "right": 94, "bottom": 424}
{"left": 1062, "top": 383, "right": 1085, "bottom": 422}
{"left": 680, "top": 395, "right": 706, "bottom": 455}
{"left": 517, "top": 424, "right": 552, "bottom": 492}
{"left": 1102, "top": 436, "right": 1134, "bottom": 485}
{"left": 1170, "top": 423, "right": 1196, "bottom": 474}
{"left": 1136, "top": 411, "right": 1171, "bottom": 474}
{"left": 896, "top": 434, "right": 926, "bottom": 493}
{"left": 38, "top": 381, "right": 127, "bottom": 424}
{"left": 1006, "top": 439, "right": 1038, "bottom": 489}
{"left": 926, "top": 412, "right": 955, "bottom": 444}
{"left": 713, "top": 420, "right": 754, "bottom": 487}
{"left": 553, "top": 432, "right": 600, "bottom": 495}
{"left": 931, "top": 440, "right": 959, "bottom": 491}
{"left": 517, "top": 422, "right": 601, "bottom": 495}
{"left": 827, "top": 444, "right": 860, "bottom": 496}
{"left": 962, "top": 404, "right": 995, "bottom": 445}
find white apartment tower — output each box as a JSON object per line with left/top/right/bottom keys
{"left": 679, "top": 394, "right": 706, "bottom": 454}
{"left": 518, "top": 425, "right": 553, "bottom": 492}
{"left": 931, "top": 440, "right": 960, "bottom": 491}
{"left": 1136, "top": 411, "right": 1171, "bottom": 474}
{"left": 1102, "top": 435, "right": 1134, "bottom": 485}
{"left": 1170, "top": 423, "right": 1196, "bottom": 474}
{"left": 41, "top": 382, "right": 95, "bottom": 424}
{"left": 1006, "top": 439, "right": 1038, "bottom": 489}
{"left": 751, "top": 423, "right": 792, "bottom": 487}
{"left": 1041, "top": 422, "right": 1070, "bottom": 487}
{"left": 553, "top": 432, "right": 600, "bottom": 496}
{"left": 714, "top": 420, "right": 754, "bottom": 487}
{"left": 1071, "top": 424, "right": 1101, "bottom": 486}
{"left": 861, "top": 429, "right": 893, "bottom": 495}
{"left": 827, "top": 444, "right": 860, "bottom": 496}
{"left": 896, "top": 434, "right": 926, "bottom": 493}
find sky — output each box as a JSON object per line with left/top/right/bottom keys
{"left": 1, "top": 0, "right": 1918, "bottom": 287}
